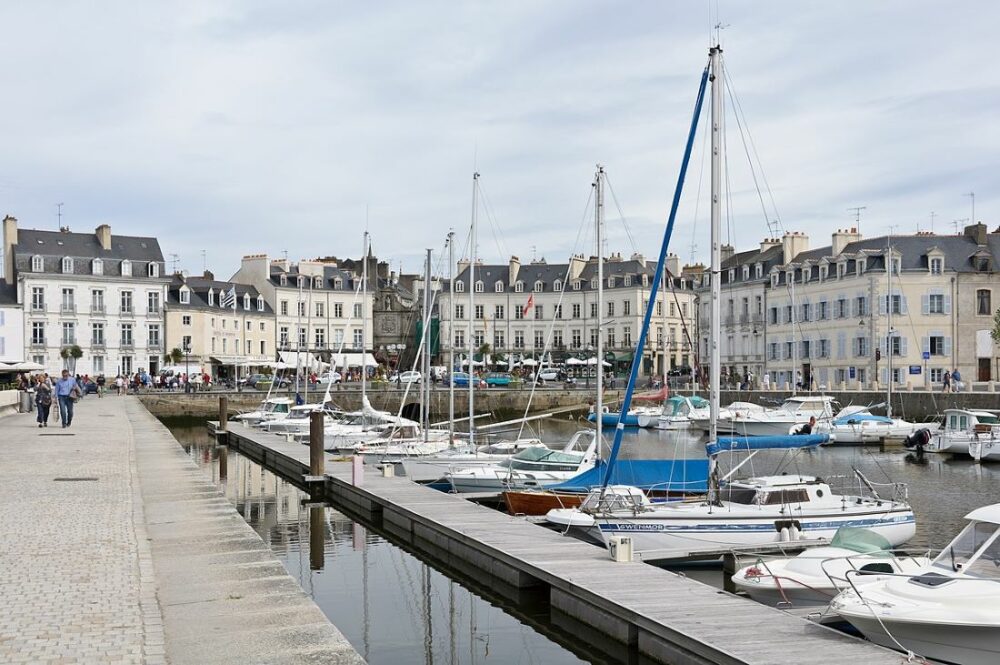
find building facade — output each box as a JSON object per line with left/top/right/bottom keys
{"left": 3, "top": 216, "right": 169, "bottom": 377}
{"left": 164, "top": 273, "right": 275, "bottom": 379}
{"left": 433, "top": 253, "right": 698, "bottom": 377}
{"left": 0, "top": 279, "right": 24, "bottom": 364}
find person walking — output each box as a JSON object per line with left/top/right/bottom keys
{"left": 35, "top": 374, "right": 53, "bottom": 427}
{"left": 96, "top": 374, "right": 105, "bottom": 398}
{"left": 943, "top": 370, "right": 952, "bottom": 393}
{"left": 952, "top": 368, "right": 963, "bottom": 393}
{"left": 54, "top": 370, "right": 81, "bottom": 428}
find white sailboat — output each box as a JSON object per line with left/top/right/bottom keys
{"left": 927, "top": 408, "right": 1000, "bottom": 456}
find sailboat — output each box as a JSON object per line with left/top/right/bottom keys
{"left": 544, "top": 44, "right": 915, "bottom": 561}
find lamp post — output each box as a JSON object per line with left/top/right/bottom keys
{"left": 184, "top": 344, "right": 191, "bottom": 393}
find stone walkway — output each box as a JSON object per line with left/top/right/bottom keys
{"left": 0, "top": 396, "right": 363, "bottom": 664}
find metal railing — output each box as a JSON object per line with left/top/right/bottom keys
{"left": 90, "top": 304, "right": 106, "bottom": 315}
{"left": 60, "top": 303, "right": 77, "bottom": 314}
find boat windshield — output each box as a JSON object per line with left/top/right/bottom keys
{"left": 932, "top": 521, "right": 1000, "bottom": 574}
{"left": 718, "top": 486, "right": 759, "bottom": 505}
{"left": 506, "top": 447, "right": 583, "bottom": 472}
{"left": 272, "top": 403, "right": 290, "bottom": 414}
{"left": 689, "top": 396, "right": 709, "bottom": 409}
{"left": 830, "top": 527, "right": 892, "bottom": 554}
{"left": 979, "top": 415, "right": 999, "bottom": 425}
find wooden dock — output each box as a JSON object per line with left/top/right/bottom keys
{"left": 213, "top": 422, "right": 904, "bottom": 665}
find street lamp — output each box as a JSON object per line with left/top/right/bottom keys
{"left": 184, "top": 344, "right": 191, "bottom": 393}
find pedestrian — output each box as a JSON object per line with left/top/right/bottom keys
{"left": 762, "top": 372, "right": 770, "bottom": 390}
{"left": 952, "top": 368, "right": 963, "bottom": 393}
{"left": 943, "top": 370, "right": 952, "bottom": 393}
{"left": 115, "top": 374, "right": 124, "bottom": 396}
{"left": 35, "top": 374, "right": 53, "bottom": 427}
{"left": 54, "top": 369, "right": 81, "bottom": 428}
{"left": 96, "top": 373, "right": 105, "bottom": 398}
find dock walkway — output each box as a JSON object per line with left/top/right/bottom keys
{"left": 0, "top": 397, "right": 364, "bottom": 665}
{"left": 219, "top": 423, "right": 905, "bottom": 665}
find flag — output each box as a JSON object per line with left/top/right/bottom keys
{"left": 220, "top": 286, "right": 237, "bottom": 310}
{"left": 524, "top": 294, "right": 534, "bottom": 314}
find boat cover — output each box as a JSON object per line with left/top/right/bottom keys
{"left": 833, "top": 413, "right": 892, "bottom": 425}
{"left": 548, "top": 459, "right": 709, "bottom": 493}
{"left": 706, "top": 434, "right": 828, "bottom": 456}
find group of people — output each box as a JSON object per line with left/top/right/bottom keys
{"left": 942, "top": 368, "right": 964, "bottom": 393}
{"left": 26, "top": 370, "right": 84, "bottom": 428}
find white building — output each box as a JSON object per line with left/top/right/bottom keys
{"left": 0, "top": 279, "right": 24, "bottom": 364}
{"left": 3, "top": 216, "right": 169, "bottom": 377}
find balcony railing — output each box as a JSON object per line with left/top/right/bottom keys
{"left": 146, "top": 306, "right": 162, "bottom": 317}
{"left": 121, "top": 341, "right": 135, "bottom": 350}
{"left": 90, "top": 304, "right": 106, "bottom": 315}
{"left": 60, "top": 304, "right": 77, "bottom": 315}
{"left": 29, "top": 339, "right": 46, "bottom": 348}
{"left": 147, "top": 341, "right": 163, "bottom": 350}
{"left": 30, "top": 303, "right": 46, "bottom": 313}
{"left": 92, "top": 340, "right": 106, "bottom": 349}
{"left": 61, "top": 338, "right": 76, "bottom": 346}
{"left": 120, "top": 307, "right": 135, "bottom": 318}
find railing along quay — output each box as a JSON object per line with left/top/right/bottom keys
{"left": 210, "top": 410, "right": 902, "bottom": 665}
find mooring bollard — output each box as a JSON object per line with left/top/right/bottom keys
{"left": 218, "top": 396, "right": 228, "bottom": 432}
{"left": 352, "top": 455, "right": 364, "bottom": 486}
{"left": 309, "top": 410, "right": 324, "bottom": 477}
{"left": 218, "top": 444, "right": 228, "bottom": 481}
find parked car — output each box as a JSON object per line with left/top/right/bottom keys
{"left": 397, "top": 370, "right": 422, "bottom": 384}
{"left": 83, "top": 380, "right": 98, "bottom": 394}
{"left": 533, "top": 368, "right": 564, "bottom": 384}
{"left": 485, "top": 372, "right": 512, "bottom": 387}
{"left": 317, "top": 372, "right": 342, "bottom": 385}
{"left": 242, "top": 373, "right": 290, "bottom": 389}
{"left": 443, "top": 372, "right": 486, "bottom": 388}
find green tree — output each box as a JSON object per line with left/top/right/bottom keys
{"left": 60, "top": 345, "right": 83, "bottom": 373}
{"left": 991, "top": 308, "right": 1000, "bottom": 345}
{"left": 165, "top": 347, "right": 184, "bottom": 365}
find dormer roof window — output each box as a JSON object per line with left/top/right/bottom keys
{"left": 622, "top": 276, "right": 631, "bottom": 287}
{"left": 514, "top": 280, "right": 524, "bottom": 293}
{"left": 257, "top": 295, "right": 264, "bottom": 312}
{"left": 554, "top": 279, "right": 563, "bottom": 292}
{"left": 121, "top": 259, "right": 131, "bottom": 277}
{"left": 179, "top": 288, "right": 190, "bottom": 304}
{"left": 742, "top": 265, "right": 750, "bottom": 280}
{"left": 92, "top": 258, "right": 103, "bottom": 276}
{"left": 534, "top": 280, "right": 544, "bottom": 293}
{"left": 62, "top": 257, "right": 73, "bottom": 274}
{"left": 31, "top": 255, "right": 43, "bottom": 272}
{"left": 455, "top": 280, "right": 464, "bottom": 293}
{"left": 243, "top": 293, "right": 250, "bottom": 310}
{"left": 475, "top": 280, "right": 484, "bottom": 293}
{"left": 495, "top": 281, "right": 504, "bottom": 293}
{"left": 148, "top": 262, "right": 159, "bottom": 278}
{"left": 279, "top": 274, "right": 287, "bottom": 286}
{"left": 208, "top": 289, "right": 215, "bottom": 306}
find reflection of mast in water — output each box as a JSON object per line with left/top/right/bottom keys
{"left": 422, "top": 563, "right": 433, "bottom": 665}
{"left": 360, "top": 524, "right": 370, "bottom": 660}
{"left": 449, "top": 581, "right": 456, "bottom": 665}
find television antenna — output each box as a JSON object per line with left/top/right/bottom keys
{"left": 953, "top": 218, "right": 969, "bottom": 234}
{"left": 929, "top": 211, "right": 937, "bottom": 233}
{"left": 56, "top": 202, "right": 64, "bottom": 229}
{"left": 168, "top": 253, "right": 180, "bottom": 274}
{"left": 847, "top": 206, "right": 866, "bottom": 229}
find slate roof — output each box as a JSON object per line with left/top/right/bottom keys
{"left": 166, "top": 276, "right": 273, "bottom": 314}
{"left": 0, "top": 278, "right": 18, "bottom": 305}
{"left": 717, "top": 244, "right": 785, "bottom": 286}
{"left": 12, "top": 228, "right": 166, "bottom": 278}
{"left": 442, "top": 258, "right": 693, "bottom": 294}
{"left": 269, "top": 264, "right": 380, "bottom": 292}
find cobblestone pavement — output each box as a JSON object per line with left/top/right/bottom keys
{"left": 0, "top": 394, "right": 163, "bottom": 664}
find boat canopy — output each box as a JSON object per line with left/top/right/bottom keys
{"left": 833, "top": 413, "right": 893, "bottom": 425}
{"left": 549, "top": 459, "right": 709, "bottom": 493}
{"left": 830, "top": 527, "right": 892, "bottom": 554}
{"left": 705, "top": 434, "right": 828, "bottom": 456}
{"left": 966, "top": 504, "right": 1000, "bottom": 525}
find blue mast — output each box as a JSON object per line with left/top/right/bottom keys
{"left": 601, "top": 60, "right": 710, "bottom": 490}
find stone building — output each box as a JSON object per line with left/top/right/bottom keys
{"left": 0, "top": 279, "right": 24, "bottom": 365}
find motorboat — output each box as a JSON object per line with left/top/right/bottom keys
{"left": 818, "top": 406, "right": 925, "bottom": 445}
{"left": 398, "top": 439, "right": 547, "bottom": 483}
{"left": 831, "top": 504, "right": 1000, "bottom": 665}
{"left": 731, "top": 527, "right": 929, "bottom": 608}
{"left": 650, "top": 395, "right": 709, "bottom": 430}
{"left": 353, "top": 423, "right": 454, "bottom": 461}
{"left": 230, "top": 397, "right": 294, "bottom": 427}
{"left": 260, "top": 404, "right": 336, "bottom": 435}
{"left": 717, "top": 395, "right": 837, "bottom": 437}
{"left": 545, "top": 435, "right": 915, "bottom": 561}
{"left": 446, "top": 430, "right": 598, "bottom": 493}
{"left": 588, "top": 408, "right": 644, "bottom": 428}
{"left": 689, "top": 401, "right": 765, "bottom": 433}
{"left": 927, "top": 409, "right": 1000, "bottom": 456}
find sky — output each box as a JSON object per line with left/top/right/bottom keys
{"left": 1, "top": 1, "right": 998, "bottom": 278}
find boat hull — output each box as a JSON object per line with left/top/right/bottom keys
{"left": 588, "top": 412, "right": 641, "bottom": 427}
{"left": 837, "top": 614, "right": 1000, "bottom": 665}
{"left": 503, "top": 490, "right": 586, "bottom": 515}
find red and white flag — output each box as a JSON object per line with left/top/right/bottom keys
{"left": 524, "top": 294, "right": 534, "bottom": 313}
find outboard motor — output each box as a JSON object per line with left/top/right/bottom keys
{"left": 904, "top": 427, "right": 931, "bottom": 464}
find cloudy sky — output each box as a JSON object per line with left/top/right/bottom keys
{"left": 1, "top": 1, "right": 997, "bottom": 277}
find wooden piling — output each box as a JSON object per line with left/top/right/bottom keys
{"left": 218, "top": 396, "right": 228, "bottom": 432}
{"left": 309, "top": 411, "right": 324, "bottom": 477}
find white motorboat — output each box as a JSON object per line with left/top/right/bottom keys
{"left": 446, "top": 430, "right": 598, "bottom": 493}
{"left": 260, "top": 404, "right": 335, "bottom": 435}
{"left": 398, "top": 439, "right": 547, "bottom": 482}
{"left": 831, "top": 504, "right": 1000, "bottom": 665}
{"left": 546, "top": 468, "right": 915, "bottom": 560}
{"left": 928, "top": 409, "right": 1000, "bottom": 456}
{"left": 718, "top": 395, "right": 837, "bottom": 437}
{"left": 230, "top": 397, "right": 294, "bottom": 427}
{"left": 353, "top": 423, "right": 453, "bottom": 460}
{"left": 650, "top": 395, "right": 709, "bottom": 430}
{"left": 818, "top": 406, "right": 925, "bottom": 445}
{"left": 731, "top": 527, "right": 929, "bottom": 608}
{"left": 689, "top": 401, "right": 765, "bottom": 433}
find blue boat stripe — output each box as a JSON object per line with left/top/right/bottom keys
{"left": 597, "top": 515, "right": 915, "bottom": 533}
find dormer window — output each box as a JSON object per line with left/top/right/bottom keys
{"left": 179, "top": 288, "right": 190, "bottom": 305}
{"left": 208, "top": 289, "right": 215, "bottom": 306}
{"left": 771, "top": 273, "right": 778, "bottom": 287}
{"left": 92, "top": 258, "right": 103, "bottom": 276}
{"left": 121, "top": 260, "right": 132, "bottom": 277}
{"left": 297, "top": 276, "right": 304, "bottom": 288}
{"left": 857, "top": 259, "right": 866, "bottom": 275}
{"left": 334, "top": 277, "right": 343, "bottom": 289}
{"left": 930, "top": 257, "right": 943, "bottom": 274}
{"left": 243, "top": 294, "right": 250, "bottom": 310}
{"left": 837, "top": 262, "right": 846, "bottom": 279}
{"left": 641, "top": 274, "right": 648, "bottom": 287}
{"left": 820, "top": 265, "right": 828, "bottom": 281}
{"left": 554, "top": 279, "right": 563, "bottom": 292}
{"left": 590, "top": 278, "right": 598, "bottom": 289}
{"left": 742, "top": 266, "right": 750, "bottom": 280}
{"left": 533, "top": 280, "right": 544, "bottom": 293}
{"left": 148, "top": 262, "right": 159, "bottom": 278}
{"left": 257, "top": 295, "right": 264, "bottom": 312}
{"left": 475, "top": 280, "right": 484, "bottom": 293}
{"left": 786, "top": 270, "right": 794, "bottom": 284}
{"left": 608, "top": 276, "right": 615, "bottom": 289}
{"left": 31, "top": 255, "right": 43, "bottom": 272}
{"left": 494, "top": 281, "right": 504, "bottom": 293}
{"left": 455, "top": 281, "right": 465, "bottom": 293}
{"left": 314, "top": 277, "right": 322, "bottom": 288}
{"left": 728, "top": 269, "right": 735, "bottom": 283}
{"left": 279, "top": 275, "right": 288, "bottom": 286}
{"left": 514, "top": 281, "right": 524, "bottom": 293}
{"left": 573, "top": 279, "right": 582, "bottom": 290}
{"left": 891, "top": 258, "right": 901, "bottom": 275}
{"left": 622, "top": 276, "right": 630, "bottom": 287}
{"left": 755, "top": 264, "right": 763, "bottom": 279}
{"left": 802, "top": 267, "right": 811, "bottom": 283}
{"left": 62, "top": 257, "right": 73, "bottom": 273}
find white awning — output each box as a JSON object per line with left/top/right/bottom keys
{"left": 330, "top": 352, "right": 378, "bottom": 368}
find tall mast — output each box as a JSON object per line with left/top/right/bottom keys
{"left": 447, "top": 230, "right": 456, "bottom": 445}
{"left": 422, "top": 248, "right": 433, "bottom": 441}
{"left": 468, "top": 173, "right": 479, "bottom": 446}
{"left": 595, "top": 166, "right": 605, "bottom": 459}
{"left": 886, "top": 233, "right": 892, "bottom": 418}
{"left": 709, "top": 44, "right": 722, "bottom": 455}
{"left": 790, "top": 274, "right": 797, "bottom": 395}
{"left": 361, "top": 231, "right": 369, "bottom": 407}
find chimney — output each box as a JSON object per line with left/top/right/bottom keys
{"left": 759, "top": 237, "right": 781, "bottom": 253}
{"left": 508, "top": 255, "right": 520, "bottom": 286}
{"left": 782, "top": 231, "right": 810, "bottom": 264}
{"left": 831, "top": 227, "right": 862, "bottom": 256}
{"left": 95, "top": 224, "right": 112, "bottom": 251}
{"left": 3, "top": 215, "right": 17, "bottom": 284}
{"left": 630, "top": 252, "right": 646, "bottom": 265}
{"left": 720, "top": 244, "right": 735, "bottom": 263}
{"left": 965, "top": 222, "right": 988, "bottom": 246}
{"left": 568, "top": 254, "right": 586, "bottom": 280}
{"left": 665, "top": 253, "right": 681, "bottom": 277}
{"left": 202, "top": 270, "right": 215, "bottom": 280}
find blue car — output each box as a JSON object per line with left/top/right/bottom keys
{"left": 444, "top": 372, "right": 485, "bottom": 388}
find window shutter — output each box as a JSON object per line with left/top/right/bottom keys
{"left": 837, "top": 333, "right": 846, "bottom": 359}
{"left": 900, "top": 336, "right": 908, "bottom": 356}
{"left": 944, "top": 295, "right": 952, "bottom": 315}
{"left": 879, "top": 296, "right": 887, "bottom": 315}
{"left": 921, "top": 295, "right": 929, "bottom": 315}
{"left": 921, "top": 336, "right": 929, "bottom": 353}
{"left": 900, "top": 296, "right": 908, "bottom": 315}
{"left": 944, "top": 337, "right": 952, "bottom": 357}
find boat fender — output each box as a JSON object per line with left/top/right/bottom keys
{"left": 788, "top": 524, "right": 800, "bottom": 541}
{"left": 779, "top": 526, "right": 790, "bottom": 542}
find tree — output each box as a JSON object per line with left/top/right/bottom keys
{"left": 60, "top": 345, "right": 83, "bottom": 373}
{"left": 166, "top": 347, "right": 184, "bottom": 365}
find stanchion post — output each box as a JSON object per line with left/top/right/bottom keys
{"left": 309, "top": 410, "right": 324, "bottom": 477}
{"left": 218, "top": 396, "right": 228, "bottom": 432}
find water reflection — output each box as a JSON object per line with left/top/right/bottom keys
{"left": 168, "top": 421, "right": 619, "bottom": 665}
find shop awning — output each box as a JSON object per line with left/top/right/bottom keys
{"left": 330, "top": 352, "right": 378, "bottom": 368}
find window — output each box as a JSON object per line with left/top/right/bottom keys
{"left": 590, "top": 303, "right": 597, "bottom": 318}
{"left": 475, "top": 281, "right": 484, "bottom": 293}
{"left": 61, "top": 288, "right": 75, "bottom": 313}
{"left": 930, "top": 257, "right": 943, "bottom": 274}
{"left": 455, "top": 304, "right": 465, "bottom": 319}
{"left": 147, "top": 292, "right": 160, "bottom": 314}
{"left": 298, "top": 327, "right": 307, "bottom": 346}
{"left": 148, "top": 262, "right": 159, "bottom": 277}
{"left": 855, "top": 337, "right": 869, "bottom": 357}
{"left": 280, "top": 300, "right": 288, "bottom": 316}
{"left": 121, "top": 355, "right": 133, "bottom": 375}
{"left": 608, "top": 276, "right": 615, "bottom": 288}
{"left": 243, "top": 294, "right": 250, "bottom": 310}
{"left": 514, "top": 305, "right": 524, "bottom": 319}
{"left": 354, "top": 303, "right": 362, "bottom": 318}
{"left": 314, "top": 277, "right": 322, "bottom": 289}
{"left": 572, "top": 280, "right": 581, "bottom": 291}
{"left": 353, "top": 328, "right": 363, "bottom": 348}
{"left": 61, "top": 257, "right": 73, "bottom": 273}
{"left": 785, "top": 305, "right": 793, "bottom": 324}
{"left": 495, "top": 281, "right": 504, "bottom": 293}
{"left": 769, "top": 307, "right": 778, "bottom": 325}
{"left": 120, "top": 291, "right": 133, "bottom": 314}
{"left": 572, "top": 329, "right": 582, "bottom": 348}
{"left": 856, "top": 296, "right": 868, "bottom": 316}
{"left": 534, "top": 280, "right": 543, "bottom": 293}
{"left": 454, "top": 330, "right": 465, "bottom": 348}
{"left": 818, "top": 339, "right": 830, "bottom": 358}
{"left": 929, "top": 335, "right": 946, "bottom": 356}
{"left": 534, "top": 305, "right": 543, "bottom": 320}
{"left": 928, "top": 294, "right": 944, "bottom": 314}
{"left": 607, "top": 329, "right": 616, "bottom": 347}
{"left": 31, "top": 321, "right": 45, "bottom": 345}
{"left": 246, "top": 320, "right": 251, "bottom": 331}
{"left": 889, "top": 335, "right": 902, "bottom": 356}
{"left": 279, "top": 275, "right": 287, "bottom": 286}
{"left": 623, "top": 301, "right": 631, "bottom": 316}
{"left": 818, "top": 301, "right": 828, "bottom": 320}
{"left": 623, "top": 327, "right": 632, "bottom": 347}
{"left": 334, "top": 303, "right": 343, "bottom": 318}
{"left": 179, "top": 289, "right": 190, "bottom": 305}
{"left": 801, "top": 303, "right": 811, "bottom": 322}
{"left": 607, "top": 302, "right": 615, "bottom": 317}
{"left": 474, "top": 304, "right": 484, "bottom": 319}
{"left": 257, "top": 296, "right": 264, "bottom": 312}
{"left": 279, "top": 327, "right": 289, "bottom": 347}
{"left": 182, "top": 315, "right": 191, "bottom": 326}
{"left": 31, "top": 255, "right": 43, "bottom": 272}
{"left": 494, "top": 331, "right": 505, "bottom": 348}
{"left": 147, "top": 324, "right": 161, "bottom": 348}
{"left": 930, "top": 368, "right": 944, "bottom": 383}
{"left": 572, "top": 303, "right": 581, "bottom": 318}
{"left": 590, "top": 278, "right": 598, "bottom": 290}
{"left": 554, "top": 304, "right": 562, "bottom": 319}
{"left": 888, "top": 294, "right": 902, "bottom": 315}
{"left": 92, "top": 258, "right": 103, "bottom": 275}
{"left": 495, "top": 305, "right": 505, "bottom": 320}
{"left": 315, "top": 328, "right": 326, "bottom": 347}
{"left": 92, "top": 355, "right": 104, "bottom": 373}
{"left": 455, "top": 281, "right": 464, "bottom": 293}
{"left": 297, "top": 302, "right": 306, "bottom": 317}
{"left": 742, "top": 266, "right": 750, "bottom": 280}
{"left": 208, "top": 289, "right": 215, "bottom": 306}
{"left": 260, "top": 340, "right": 266, "bottom": 355}
{"left": 121, "top": 260, "right": 132, "bottom": 277}
{"left": 978, "top": 290, "right": 992, "bottom": 316}
{"left": 819, "top": 265, "right": 828, "bottom": 280}
{"left": 315, "top": 302, "right": 324, "bottom": 317}
{"left": 514, "top": 330, "right": 525, "bottom": 348}
{"left": 514, "top": 281, "right": 523, "bottom": 293}
{"left": 61, "top": 322, "right": 75, "bottom": 345}
{"left": 121, "top": 323, "right": 134, "bottom": 347}
{"left": 836, "top": 298, "right": 848, "bottom": 318}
